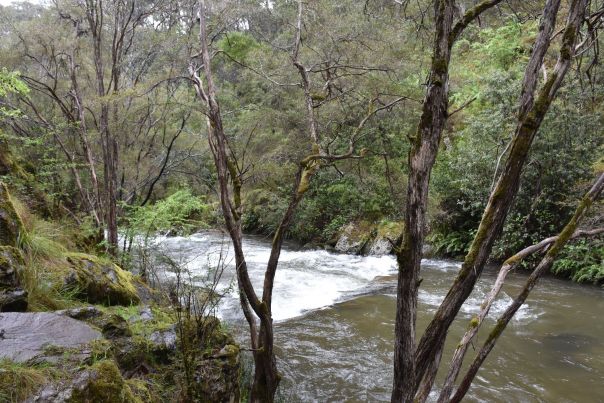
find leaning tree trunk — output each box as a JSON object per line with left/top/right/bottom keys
{"left": 391, "top": 0, "right": 505, "bottom": 401}
{"left": 438, "top": 226, "right": 603, "bottom": 402}
{"left": 413, "top": 0, "right": 588, "bottom": 393}
{"left": 449, "top": 171, "right": 604, "bottom": 402}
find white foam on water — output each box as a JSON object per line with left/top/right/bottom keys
{"left": 418, "top": 288, "right": 539, "bottom": 323}
{"left": 152, "top": 232, "right": 541, "bottom": 323}
{"left": 153, "top": 233, "right": 400, "bottom": 321}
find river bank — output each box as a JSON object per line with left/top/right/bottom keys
{"left": 0, "top": 184, "right": 241, "bottom": 402}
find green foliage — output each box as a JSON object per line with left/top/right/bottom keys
{"left": 470, "top": 21, "right": 532, "bottom": 70}
{"left": 428, "top": 229, "right": 477, "bottom": 258}
{"left": 0, "top": 69, "right": 28, "bottom": 118}
{"left": 242, "top": 188, "right": 288, "bottom": 235}
{"left": 217, "top": 31, "right": 261, "bottom": 63}
{"left": 291, "top": 172, "right": 397, "bottom": 242}
{"left": 432, "top": 19, "right": 603, "bottom": 275}
{"left": 0, "top": 69, "right": 28, "bottom": 96}
{"left": 0, "top": 359, "right": 56, "bottom": 402}
{"left": 126, "top": 189, "right": 211, "bottom": 236}
{"left": 552, "top": 239, "right": 604, "bottom": 284}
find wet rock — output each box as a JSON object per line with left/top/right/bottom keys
{"left": 334, "top": 222, "right": 374, "bottom": 254}
{"left": 149, "top": 325, "right": 177, "bottom": 352}
{"left": 0, "top": 246, "right": 28, "bottom": 312}
{"left": 138, "top": 306, "right": 154, "bottom": 321}
{"left": 0, "top": 312, "right": 101, "bottom": 363}
{"left": 0, "top": 182, "right": 23, "bottom": 247}
{"left": 56, "top": 306, "right": 104, "bottom": 321}
{"left": 368, "top": 221, "right": 402, "bottom": 256}
{"left": 133, "top": 280, "right": 161, "bottom": 304}
{"left": 368, "top": 238, "right": 391, "bottom": 255}
{"left": 98, "top": 314, "right": 132, "bottom": 339}
{"left": 422, "top": 243, "right": 435, "bottom": 258}
{"left": 64, "top": 253, "right": 141, "bottom": 306}
{"left": 334, "top": 220, "right": 403, "bottom": 256}
{"left": 0, "top": 289, "right": 28, "bottom": 312}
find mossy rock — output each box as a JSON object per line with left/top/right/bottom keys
{"left": 193, "top": 344, "right": 241, "bottom": 402}
{"left": 0, "top": 245, "right": 27, "bottom": 312}
{"left": 334, "top": 221, "right": 376, "bottom": 255}
{"left": 98, "top": 314, "right": 133, "bottom": 340}
{"left": 368, "top": 221, "right": 404, "bottom": 256}
{"left": 69, "top": 360, "right": 139, "bottom": 403}
{"left": 64, "top": 253, "right": 141, "bottom": 306}
{"left": 0, "top": 182, "right": 24, "bottom": 247}
{"left": 0, "top": 245, "right": 24, "bottom": 287}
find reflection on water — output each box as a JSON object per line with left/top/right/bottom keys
{"left": 157, "top": 232, "right": 604, "bottom": 402}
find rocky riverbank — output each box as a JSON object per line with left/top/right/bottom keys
{"left": 0, "top": 181, "right": 241, "bottom": 402}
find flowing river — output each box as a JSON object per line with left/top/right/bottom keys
{"left": 156, "top": 231, "right": 604, "bottom": 402}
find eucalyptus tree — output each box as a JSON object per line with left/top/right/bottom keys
{"left": 188, "top": 0, "right": 409, "bottom": 400}
{"left": 391, "top": 0, "right": 598, "bottom": 401}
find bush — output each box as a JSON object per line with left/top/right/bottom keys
{"left": 126, "top": 189, "right": 212, "bottom": 237}
{"left": 552, "top": 239, "right": 604, "bottom": 285}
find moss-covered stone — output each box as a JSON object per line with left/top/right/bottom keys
{"left": 369, "top": 220, "right": 404, "bottom": 255}
{"left": 99, "top": 314, "right": 133, "bottom": 339}
{"left": 334, "top": 220, "right": 405, "bottom": 256}
{"left": 334, "top": 221, "right": 375, "bottom": 255}
{"left": 69, "top": 360, "right": 138, "bottom": 403}
{"left": 0, "top": 245, "right": 27, "bottom": 311}
{"left": 193, "top": 343, "right": 241, "bottom": 403}
{"left": 0, "top": 182, "right": 24, "bottom": 247}
{"left": 125, "top": 378, "right": 153, "bottom": 401}
{"left": 64, "top": 253, "right": 141, "bottom": 306}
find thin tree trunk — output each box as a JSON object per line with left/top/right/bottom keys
{"left": 413, "top": 1, "right": 588, "bottom": 392}
{"left": 449, "top": 172, "right": 604, "bottom": 402}
{"left": 392, "top": 2, "right": 455, "bottom": 400}
{"left": 391, "top": 1, "right": 505, "bottom": 400}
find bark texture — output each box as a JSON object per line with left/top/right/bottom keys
{"left": 413, "top": 2, "right": 588, "bottom": 393}
{"left": 450, "top": 172, "right": 604, "bottom": 402}
{"left": 391, "top": 1, "right": 504, "bottom": 401}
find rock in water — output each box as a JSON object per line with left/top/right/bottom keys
{"left": 335, "top": 222, "right": 373, "bottom": 254}
{"left": 0, "top": 246, "right": 28, "bottom": 311}
{"left": 0, "top": 312, "right": 102, "bottom": 363}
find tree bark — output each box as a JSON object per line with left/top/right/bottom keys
{"left": 391, "top": 1, "right": 504, "bottom": 401}
{"left": 449, "top": 171, "right": 604, "bottom": 402}
{"left": 438, "top": 227, "right": 603, "bottom": 402}
{"left": 413, "top": 0, "right": 588, "bottom": 395}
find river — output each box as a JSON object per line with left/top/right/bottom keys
{"left": 156, "top": 231, "right": 604, "bottom": 402}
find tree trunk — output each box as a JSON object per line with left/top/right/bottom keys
{"left": 413, "top": 0, "right": 588, "bottom": 394}
{"left": 392, "top": 3, "right": 455, "bottom": 401}
{"left": 449, "top": 171, "right": 604, "bottom": 402}
{"left": 392, "top": 1, "right": 505, "bottom": 400}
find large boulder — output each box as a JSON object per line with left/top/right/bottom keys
{"left": 0, "top": 312, "right": 102, "bottom": 363}
{"left": 334, "top": 220, "right": 404, "bottom": 256}
{"left": 0, "top": 245, "right": 28, "bottom": 311}
{"left": 0, "top": 182, "right": 24, "bottom": 247}
{"left": 368, "top": 221, "right": 403, "bottom": 256}
{"left": 64, "top": 253, "right": 141, "bottom": 306}
{"left": 334, "top": 222, "right": 375, "bottom": 254}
